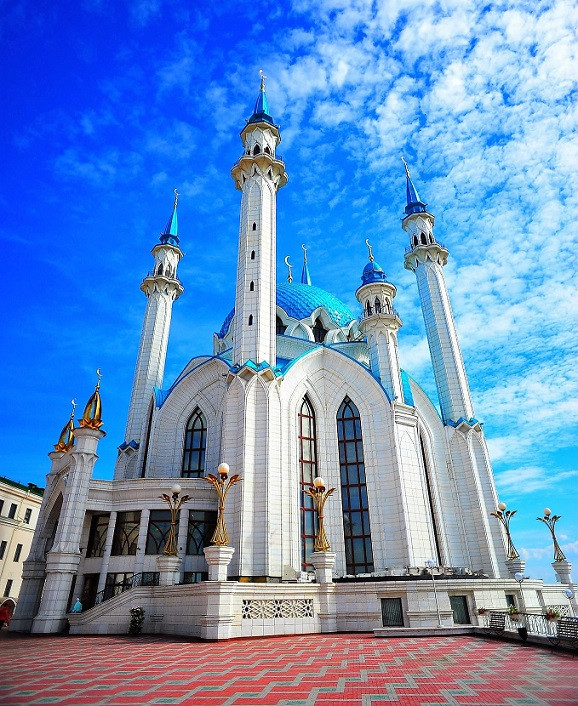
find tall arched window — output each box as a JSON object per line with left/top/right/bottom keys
{"left": 337, "top": 397, "right": 374, "bottom": 575}
{"left": 299, "top": 397, "right": 318, "bottom": 569}
{"left": 181, "top": 407, "right": 207, "bottom": 478}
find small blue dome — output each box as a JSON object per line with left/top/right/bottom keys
{"left": 218, "top": 282, "right": 355, "bottom": 338}
{"left": 361, "top": 260, "right": 387, "bottom": 285}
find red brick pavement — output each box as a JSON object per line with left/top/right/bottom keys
{"left": 1, "top": 631, "right": 576, "bottom": 705}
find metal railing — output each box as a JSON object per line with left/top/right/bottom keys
{"left": 93, "top": 572, "right": 160, "bottom": 607}
{"left": 481, "top": 608, "right": 573, "bottom": 638}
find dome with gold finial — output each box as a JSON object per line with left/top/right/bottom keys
{"left": 54, "top": 399, "right": 76, "bottom": 453}
{"left": 78, "top": 370, "right": 104, "bottom": 430}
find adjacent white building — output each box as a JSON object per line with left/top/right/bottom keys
{"left": 0, "top": 476, "right": 43, "bottom": 612}
{"left": 11, "top": 80, "right": 574, "bottom": 639}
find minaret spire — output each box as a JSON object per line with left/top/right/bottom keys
{"left": 230, "top": 74, "right": 288, "bottom": 367}
{"left": 356, "top": 241, "right": 403, "bottom": 401}
{"left": 301, "top": 243, "right": 312, "bottom": 285}
{"left": 116, "top": 192, "right": 184, "bottom": 478}
{"left": 402, "top": 163, "right": 474, "bottom": 424}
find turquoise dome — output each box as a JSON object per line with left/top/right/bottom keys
{"left": 218, "top": 282, "right": 355, "bottom": 338}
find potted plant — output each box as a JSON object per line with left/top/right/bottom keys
{"left": 507, "top": 604, "right": 520, "bottom": 620}
{"left": 477, "top": 608, "right": 487, "bottom": 615}
{"left": 545, "top": 608, "right": 561, "bottom": 621}
{"left": 129, "top": 606, "right": 145, "bottom": 635}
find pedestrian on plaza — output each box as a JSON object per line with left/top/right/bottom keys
{"left": 0, "top": 603, "right": 10, "bottom": 629}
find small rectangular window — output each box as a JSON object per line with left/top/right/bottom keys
{"left": 24, "top": 508, "right": 32, "bottom": 524}
{"left": 0, "top": 541, "right": 7, "bottom": 560}
{"left": 505, "top": 593, "right": 516, "bottom": 607}
{"left": 4, "top": 579, "right": 13, "bottom": 596}
{"left": 13, "top": 543, "right": 23, "bottom": 562}
{"left": 8, "top": 503, "right": 17, "bottom": 519}
{"left": 381, "top": 598, "right": 404, "bottom": 627}
{"left": 450, "top": 595, "right": 471, "bottom": 624}
{"left": 0, "top": 500, "right": 4, "bottom": 515}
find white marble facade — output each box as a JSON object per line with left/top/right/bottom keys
{"left": 18, "top": 80, "right": 567, "bottom": 639}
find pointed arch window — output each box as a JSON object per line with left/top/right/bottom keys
{"left": 252, "top": 222, "right": 257, "bottom": 231}
{"left": 420, "top": 232, "right": 427, "bottom": 244}
{"left": 312, "top": 318, "right": 327, "bottom": 343}
{"left": 251, "top": 250, "right": 255, "bottom": 260}
{"left": 264, "top": 145, "right": 271, "bottom": 155}
{"left": 248, "top": 314, "right": 253, "bottom": 325}
{"left": 299, "top": 396, "right": 318, "bottom": 569}
{"left": 276, "top": 316, "right": 286, "bottom": 335}
{"left": 337, "top": 397, "right": 374, "bottom": 575}
{"left": 181, "top": 407, "right": 207, "bottom": 478}
{"left": 374, "top": 298, "right": 382, "bottom": 314}
{"left": 250, "top": 281, "right": 254, "bottom": 291}
{"left": 253, "top": 144, "right": 261, "bottom": 155}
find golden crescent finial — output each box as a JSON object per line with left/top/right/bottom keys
{"left": 284, "top": 255, "right": 293, "bottom": 283}
{"left": 259, "top": 69, "right": 266, "bottom": 91}
{"left": 301, "top": 243, "right": 308, "bottom": 263}
{"left": 401, "top": 156, "right": 411, "bottom": 179}
{"left": 365, "top": 238, "right": 374, "bottom": 262}
{"left": 70, "top": 398, "right": 77, "bottom": 418}
{"left": 173, "top": 188, "right": 180, "bottom": 208}
{"left": 96, "top": 368, "right": 102, "bottom": 390}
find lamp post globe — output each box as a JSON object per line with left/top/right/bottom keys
{"left": 498, "top": 501, "right": 506, "bottom": 511}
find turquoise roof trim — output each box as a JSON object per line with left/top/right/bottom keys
{"left": 218, "top": 282, "right": 355, "bottom": 338}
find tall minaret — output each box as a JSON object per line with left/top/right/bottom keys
{"left": 402, "top": 160, "right": 474, "bottom": 424}
{"left": 230, "top": 72, "right": 288, "bottom": 367}
{"left": 117, "top": 191, "right": 184, "bottom": 477}
{"left": 356, "top": 240, "right": 404, "bottom": 402}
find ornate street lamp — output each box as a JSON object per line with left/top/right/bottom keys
{"left": 304, "top": 477, "right": 335, "bottom": 552}
{"left": 203, "top": 462, "right": 242, "bottom": 546}
{"left": 490, "top": 501, "right": 520, "bottom": 559}
{"left": 160, "top": 484, "right": 190, "bottom": 556}
{"left": 536, "top": 508, "right": 566, "bottom": 561}
{"left": 513, "top": 571, "right": 528, "bottom": 643}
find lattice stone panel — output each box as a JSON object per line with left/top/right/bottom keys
{"left": 241, "top": 599, "right": 314, "bottom": 619}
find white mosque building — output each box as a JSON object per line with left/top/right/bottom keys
{"left": 12, "top": 79, "right": 574, "bottom": 639}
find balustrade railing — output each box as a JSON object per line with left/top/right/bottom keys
{"left": 481, "top": 608, "right": 573, "bottom": 638}
{"left": 93, "top": 572, "right": 160, "bottom": 608}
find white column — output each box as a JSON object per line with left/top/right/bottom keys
{"left": 96, "top": 511, "right": 117, "bottom": 594}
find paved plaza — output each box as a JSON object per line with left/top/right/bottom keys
{"left": 1, "top": 632, "right": 576, "bottom": 705}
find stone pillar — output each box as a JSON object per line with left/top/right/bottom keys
{"left": 31, "top": 552, "right": 81, "bottom": 633}
{"left": 310, "top": 552, "right": 336, "bottom": 584}
{"left": 199, "top": 581, "right": 237, "bottom": 640}
{"left": 204, "top": 546, "right": 235, "bottom": 581}
{"left": 8, "top": 560, "right": 46, "bottom": 632}
{"left": 133, "top": 509, "right": 150, "bottom": 576}
{"left": 505, "top": 558, "right": 526, "bottom": 579}
{"left": 96, "top": 511, "right": 117, "bottom": 594}
{"left": 552, "top": 560, "right": 573, "bottom": 584}
{"left": 156, "top": 555, "right": 182, "bottom": 586}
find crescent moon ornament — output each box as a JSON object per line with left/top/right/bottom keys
{"left": 70, "top": 398, "right": 77, "bottom": 417}
{"left": 96, "top": 368, "right": 102, "bottom": 389}
{"left": 301, "top": 243, "right": 308, "bottom": 263}
{"left": 284, "top": 255, "right": 293, "bottom": 283}
{"left": 365, "top": 239, "right": 374, "bottom": 262}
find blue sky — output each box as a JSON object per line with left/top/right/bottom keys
{"left": 2, "top": 0, "right": 576, "bottom": 583}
